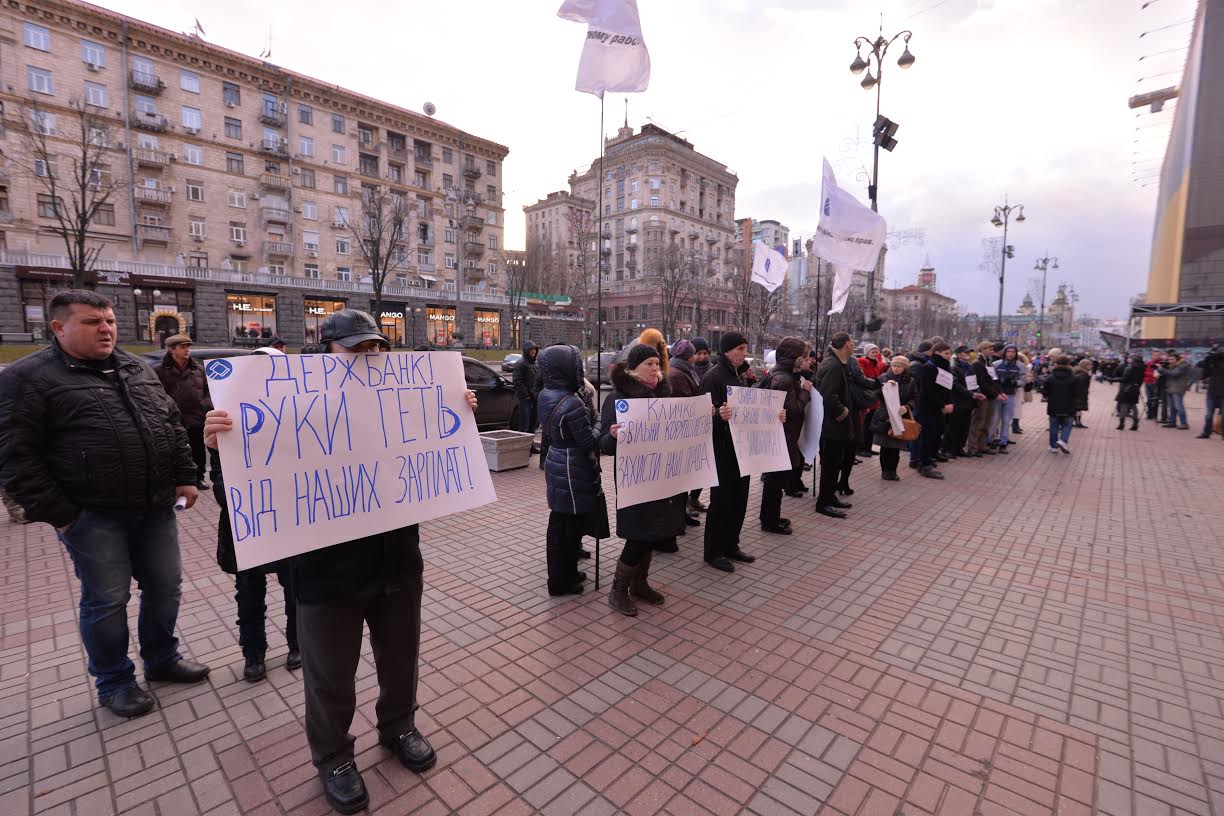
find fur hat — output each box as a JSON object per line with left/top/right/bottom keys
{"left": 891, "top": 355, "right": 910, "bottom": 368}
{"left": 636, "top": 327, "right": 669, "bottom": 375}
{"left": 626, "top": 343, "right": 660, "bottom": 371}
{"left": 720, "top": 331, "right": 749, "bottom": 354}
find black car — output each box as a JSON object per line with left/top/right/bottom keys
{"left": 585, "top": 352, "right": 618, "bottom": 384}
{"left": 501, "top": 353, "right": 523, "bottom": 373}
{"left": 139, "top": 347, "right": 258, "bottom": 366}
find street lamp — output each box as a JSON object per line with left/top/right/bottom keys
{"left": 409, "top": 305, "right": 422, "bottom": 347}
{"left": 990, "top": 198, "right": 1025, "bottom": 337}
{"left": 1033, "top": 254, "right": 1058, "bottom": 350}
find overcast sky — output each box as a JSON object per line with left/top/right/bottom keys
{"left": 101, "top": 0, "right": 1197, "bottom": 320}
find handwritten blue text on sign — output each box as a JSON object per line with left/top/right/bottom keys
{"left": 612, "top": 395, "right": 717, "bottom": 509}
{"left": 726, "top": 386, "right": 790, "bottom": 476}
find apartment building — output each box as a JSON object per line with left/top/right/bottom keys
{"left": 0, "top": 0, "right": 510, "bottom": 348}
{"left": 523, "top": 190, "right": 594, "bottom": 295}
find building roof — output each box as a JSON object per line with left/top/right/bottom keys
{"left": 882, "top": 285, "right": 957, "bottom": 304}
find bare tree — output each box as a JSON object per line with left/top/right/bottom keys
{"left": 656, "top": 242, "right": 688, "bottom": 340}
{"left": 748, "top": 283, "right": 785, "bottom": 353}
{"left": 348, "top": 185, "right": 411, "bottom": 323}
{"left": 12, "top": 99, "right": 124, "bottom": 288}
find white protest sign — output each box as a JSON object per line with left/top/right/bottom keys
{"left": 612, "top": 395, "right": 716, "bottom": 509}
{"left": 936, "top": 368, "right": 954, "bottom": 390}
{"left": 987, "top": 362, "right": 999, "bottom": 380}
{"left": 966, "top": 374, "right": 979, "bottom": 391}
{"left": 726, "top": 386, "right": 790, "bottom": 476}
{"left": 882, "top": 379, "right": 906, "bottom": 436}
{"left": 205, "top": 352, "right": 496, "bottom": 570}
{"left": 798, "top": 388, "right": 825, "bottom": 464}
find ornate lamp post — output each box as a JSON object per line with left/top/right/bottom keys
{"left": 1033, "top": 254, "right": 1058, "bottom": 350}
{"left": 990, "top": 198, "right": 1025, "bottom": 337}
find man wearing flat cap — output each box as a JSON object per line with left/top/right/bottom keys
{"left": 155, "top": 334, "right": 213, "bottom": 491}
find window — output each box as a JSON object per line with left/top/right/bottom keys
{"left": 84, "top": 81, "right": 107, "bottom": 107}
{"left": 302, "top": 201, "right": 318, "bottom": 220}
{"left": 488, "top": 235, "right": 499, "bottom": 250}
{"left": 630, "top": 180, "right": 639, "bottom": 193}
{"left": 486, "top": 211, "right": 499, "bottom": 226}
{"left": 630, "top": 199, "right": 638, "bottom": 210}
{"left": 298, "top": 105, "right": 313, "bottom": 125}
{"left": 135, "top": 95, "right": 157, "bottom": 116}
{"left": 33, "top": 158, "right": 53, "bottom": 177}
{"left": 297, "top": 135, "right": 314, "bottom": 157}
{"left": 181, "top": 106, "right": 201, "bottom": 130}
{"left": 331, "top": 113, "right": 345, "bottom": 134}
{"left": 304, "top": 263, "right": 320, "bottom": 279}
{"left": 486, "top": 184, "right": 497, "bottom": 201}
{"left": 649, "top": 177, "right": 661, "bottom": 189}
{"left": 227, "top": 189, "right": 246, "bottom": 208}
{"left": 442, "top": 148, "right": 453, "bottom": 164}
{"left": 227, "top": 293, "right": 276, "bottom": 338}
{"left": 335, "top": 237, "right": 350, "bottom": 255}
{"left": 180, "top": 69, "right": 199, "bottom": 93}
{"left": 387, "top": 164, "right": 403, "bottom": 183}
{"left": 649, "top": 160, "right": 659, "bottom": 172}
{"left": 444, "top": 227, "right": 456, "bottom": 243}
{"left": 442, "top": 173, "right": 454, "bottom": 190}
{"left": 27, "top": 66, "right": 53, "bottom": 95}
{"left": 222, "top": 82, "right": 240, "bottom": 106}
{"left": 357, "top": 125, "right": 373, "bottom": 145}
{"left": 189, "top": 217, "right": 206, "bottom": 238}
{"left": 299, "top": 168, "right": 316, "bottom": 189}
{"left": 486, "top": 160, "right": 496, "bottom": 176}
{"left": 184, "top": 144, "right": 203, "bottom": 165}
{"left": 30, "top": 111, "right": 55, "bottom": 135}
{"left": 444, "top": 253, "right": 457, "bottom": 269}
{"left": 303, "top": 231, "right": 320, "bottom": 252}
{"left": 226, "top": 152, "right": 244, "bottom": 174}
{"left": 229, "top": 222, "right": 247, "bottom": 242}
{"left": 332, "top": 206, "right": 348, "bottom": 226}
{"left": 359, "top": 154, "right": 379, "bottom": 177}
{"left": 333, "top": 175, "right": 348, "bottom": 195}
{"left": 650, "top": 196, "right": 659, "bottom": 208}
{"left": 224, "top": 117, "right": 241, "bottom": 139}
{"left": 24, "top": 23, "right": 50, "bottom": 51}
{"left": 186, "top": 179, "right": 204, "bottom": 201}
{"left": 417, "top": 249, "right": 433, "bottom": 266}
{"left": 261, "top": 93, "right": 279, "bottom": 120}
{"left": 337, "top": 267, "right": 352, "bottom": 282}
{"left": 487, "top": 261, "right": 498, "bottom": 277}
{"left": 95, "top": 204, "right": 116, "bottom": 226}
{"left": 81, "top": 39, "right": 105, "bottom": 66}
{"left": 331, "top": 144, "right": 346, "bottom": 164}
{"left": 414, "top": 170, "right": 427, "bottom": 187}
{"left": 37, "top": 194, "right": 61, "bottom": 218}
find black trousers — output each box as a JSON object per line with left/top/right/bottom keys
{"left": 235, "top": 566, "right": 297, "bottom": 659}
{"left": 879, "top": 446, "right": 901, "bottom": 474}
{"left": 546, "top": 512, "right": 583, "bottom": 586}
{"left": 297, "top": 581, "right": 423, "bottom": 776}
{"left": 703, "top": 475, "right": 749, "bottom": 561}
{"left": 817, "top": 438, "right": 853, "bottom": 506}
{"left": 838, "top": 441, "right": 856, "bottom": 489}
{"left": 946, "top": 406, "right": 972, "bottom": 453}
{"left": 917, "top": 409, "right": 945, "bottom": 466}
{"left": 187, "top": 425, "right": 206, "bottom": 482}
{"left": 786, "top": 463, "right": 805, "bottom": 492}
{"left": 759, "top": 471, "right": 787, "bottom": 526}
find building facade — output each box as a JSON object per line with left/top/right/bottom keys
{"left": 0, "top": 0, "right": 511, "bottom": 347}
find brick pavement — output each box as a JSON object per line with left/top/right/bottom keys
{"left": 1, "top": 383, "right": 1223, "bottom": 815}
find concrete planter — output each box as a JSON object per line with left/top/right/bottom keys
{"left": 479, "top": 429, "right": 534, "bottom": 472}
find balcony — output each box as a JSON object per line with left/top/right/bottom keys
{"left": 259, "top": 108, "right": 286, "bottom": 128}
{"left": 688, "top": 230, "right": 699, "bottom": 240}
{"left": 359, "top": 141, "right": 381, "bottom": 154}
{"left": 137, "top": 224, "right": 171, "bottom": 243}
{"left": 462, "top": 212, "right": 485, "bottom": 231}
{"left": 133, "top": 187, "right": 171, "bottom": 206}
{"left": 464, "top": 241, "right": 485, "bottom": 258}
{"left": 388, "top": 144, "right": 408, "bottom": 161}
{"left": 134, "top": 148, "right": 170, "bottom": 168}
{"left": 263, "top": 240, "right": 293, "bottom": 257}
{"left": 261, "top": 206, "right": 291, "bottom": 223}
{"left": 462, "top": 163, "right": 482, "bottom": 180}
{"left": 129, "top": 70, "right": 164, "bottom": 94}
{"left": 413, "top": 151, "right": 432, "bottom": 168}
{"left": 259, "top": 172, "right": 290, "bottom": 191}
{"left": 706, "top": 235, "right": 717, "bottom": 244}
{"left": 260, "top": 138, "right": 288, "bottom": 156}
{"left": 132, "top": 112, "right": 168, "bottom": 132}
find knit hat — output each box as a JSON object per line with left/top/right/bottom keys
{"left": 992, "top": 341, "right": 1005, "bottom": 353}
{"left": 691, "top": 337, "right": 710, "bottom": 353}
{"left": 917, "top": 340, "right": 933, "bottom": 354}
{"left": 670, "top": 339, "right": 695, "bottom": 360}
{"left": 863, "top": 343, "right": 879, "bottom": 356}
{"left": 720, "top": 331, "right": 749, "bottom": 354}
{"left": 626, "top": 343, "right": 660, "bottom": 371}
{"left": 891, "top": 355, "right": 910, "bottom": 367}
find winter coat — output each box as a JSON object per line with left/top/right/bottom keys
{"left": 870, "top": 370, "right": 917, "bottom": 449}
{"left": 1163, "top": 360, "right": 1192, "bottom": 396}
{"left": 209, "top": 447, "right": 288, "bottom": 576}
{"left": 667, "top": 357, "right": 701, "bottom": 397}
{"left": 537, "top": 345, "right": 601, "bottom": 516}
{"left": 1114, "top": 361, "right": 1144, "bottom": 404}
{"left": 512, "top": 342, "right": 541, "bottom": 401}
{"left": 916, "top": 356, "right": 954, "bottom": 417}
{"left": 857, "top": 356, "right": 889, "bottom": 381}
{"left": 994, "top": 357, "right": 1024, "bottom": 395}
{"left": 1143, "top": 361, "right": 1158, "bottom": 385}
{"left": 0, "top": 340, "right": 196, "bottom": 528}
{"left": 701, "top": 354, "right": 748, "bottom": 482}
{"left": 155, "top": 353, "right": 213, "bottom": 428}
{"left": 1199, "top": 351, "right": 1224, "bottom": 398}
{"left": 972, "top": 355, "right": 1002, "bottom": 399}
{"left": 951, "top": 358, "right": 978, "bottom": 407}
{"left": 1041, "top": 365, "right": 1080, "bottom": 416}
{"left": 815, "top": 351, "right": 856, "bottom": 442}
{"left": 1073, "top": 370, "right": 1091, "bottom": 412}
{"left": 761, "top": 339, "right": 811, "bottom": 468}
{"left": 598, "top": 364, "right": 686, "bottom": 542}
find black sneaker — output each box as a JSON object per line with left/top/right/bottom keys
{"left": 322, "top": 762, "right": 368, "bottom": 815}
{"left": 243, "top": 656, "right": 266, "bottom": 683}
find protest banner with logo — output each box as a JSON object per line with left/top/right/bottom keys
{"left": 726, "top": 386, "right": 790, "bottom": 476}
{"left": 611, "top": 395, "right": 716, "bottom": 509}
{"left": 205, "top": 352, "right": 496, "bottom": 570}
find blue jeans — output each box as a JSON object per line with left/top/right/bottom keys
{"left": 1049, "top": 415, "right": 1073, "bottom": 448}
{"left": 1204, "top": 395, "right": 1224, "bottom": 435}
{"left": 992, "top": 394, "right": 1017, "bottom": 445}
{"left": 1145, "top": 383, "right": 1161, "bottom": 419}
{"left": 58, "top": 508, "right": 183, "bottom": 697}
{"left": 517, "top": 397, "right": 538, "bottom": 434}
{"left": 1167, "top": 393, "right": 1187, "bottom": 426}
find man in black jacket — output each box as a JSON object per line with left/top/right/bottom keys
{"left": 701, "top": 331, "right": 756, "bottom": 572}
{"left": 1198, "top": 346, "right": 1224, "bottom": 438}
{"left": 758, "top": 337, "right": 811, "bottom": 534}
{"left": 513, "top": 340, "right": 541, "bottom": 436}
{"left": 814, "top": 333, "right": 856, "bottom": 518}
{"left": 0, "top": 291, "right": 208, "bottom": 719}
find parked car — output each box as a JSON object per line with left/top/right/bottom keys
{"left": 585, "top": 352, "right": 618, "bottom": 384}
{"left": 501, "top": 353, "right": 522, "bottom": 373}
{"left": 140, "top": 347, "right": 258, "bottom": 366}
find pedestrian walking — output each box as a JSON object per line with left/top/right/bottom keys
{"left": 0, "top": 290, "right": 208, "bottom": 718}
{"left": 702, "top": 332, "right": 758, "bottom": 569}
{"left": 872, "top": 356, "right": 918, "bottom": 481}
{"left": 154, "top": 334, "right": 213, "bottom": 490}
{"left": 1072, "top": 359, "right": 1092, "bottom": 427}
{"left": 1042, "top": 356, "right": 1083, "bottom": 453}
{"left": 814, "top": 333, "right": 858, "bottom": 517}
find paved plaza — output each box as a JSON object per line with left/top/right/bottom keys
{"left": 2, "top": 384, "right": 1223, "bottom": 816}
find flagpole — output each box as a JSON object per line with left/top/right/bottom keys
{"left": 595, "top": 92, "right": 605, "bottom": 591}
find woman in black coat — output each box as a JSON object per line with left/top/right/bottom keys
{"left": 598, "top": 344, "right": 685, "bottom": 616}
{"left": 758, "top": 337, "right": 811, "bottom": 532}
{"left": 871, "top": 356, "right": 918, "bottom": 481}
{"left": 536, "top": 345, "right": 601, "bottom": 597}
{"left": 1112, "top": 354, "right": 1145, "bottom": 430}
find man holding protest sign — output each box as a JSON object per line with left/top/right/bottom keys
{"left": 204, "top": 309, "right": 480, "bottom": 815}
{"left": 757, "top": 337, "right": 812, "bottom": 534}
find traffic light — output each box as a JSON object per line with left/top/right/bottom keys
{"left": 873, "top": 115, "right": 899, "bottom": 152}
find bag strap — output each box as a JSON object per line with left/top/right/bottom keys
{"left": 540, "top": 394, "right": 578, "bottom": 444}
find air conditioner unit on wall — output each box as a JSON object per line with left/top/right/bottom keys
{"left": 226, "top": 102, "right": 236, "bottom": 109}
{"left": 183, "top": 126, "right": 199, "bottom": 135}
{"left": 85, "top": 62, "right": 101, "bottom": 72}
{"left": 249, "top": 192, "right": 260, "bottom": 199}
{"left": 307, "top": 250, "right": 318, "bottom": 258}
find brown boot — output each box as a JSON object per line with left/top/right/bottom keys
{"left": 609, "top": 560, "right": 638, "bottom": 617}
{"left": 629, "top": 550, "right": 664, "bottom": 606}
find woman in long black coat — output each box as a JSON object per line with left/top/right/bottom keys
{"left": 598, "top": 344, "right": 685, "bottom": 616}
{"left": 1112, "top": 354, "right": 1145, "bottom": 430}
{"left": 871, "top": 356, "right": 918, "bottom": 481}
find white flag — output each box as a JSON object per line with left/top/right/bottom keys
{"left": 558, "top": 0, "right": 651, "bottom": 98}
{"left": 827, "top": 264, "right": 853, "bottom": 315}
{"left": 751, "top": 242, "right": 788, "bottom": 292}
{"left": 810, "top": 158, "right": 887, "bottom": 274}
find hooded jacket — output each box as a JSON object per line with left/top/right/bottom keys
{"left": 598, "top": 363, "right": 685, "bottom": 541}
{"left": 155, "top": 352, "right": 213, "bottom": 428}
{"left": 537, "top": 345, "right": 601, "bottom": 516}
{"left": 761, "top": 338, "right": 811, "bottom": 468}
{"left": 1041, "top": 364, "right": 1081, "bottom": 415}
{"left": 512, "top": 341, "right": 541, "bottom": 401}
{"left": 994, "top": 347, "right": 1023, "bottom": 395}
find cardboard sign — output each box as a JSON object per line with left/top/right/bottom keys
{"left": 965, "top": 374, "right": 979, "bottom": 391}
{"left": 936, "top": 368, "right": 954, "bottom": 390}
{"left": 612, "top": 395, "right": 717, "bottom": 509}
{"left": 205, "top": 352, "right": 496, "bottom": 570}
{"left": 882, "top": 380, "right": 906, "bottom": 436}
{"left": 798, "top": 388, "right": 825, "bottom": 464}
{"left": 726, "top": 386, "right": 790, "bottom": 476}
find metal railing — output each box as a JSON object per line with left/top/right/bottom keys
{"left": 133, "top": 148, "right": 170, "bottom": 166}
{"left": 263, "top": 240, "right": 293, "bottom": 257}
{"left": 133, "top": 187, "right": 171, "bottom": 205}
{"left": 129, "top": 71, "right": 164, "bottom": 93}
{"left": 258, "top": 172, "right": 289, "bottom": 189}
{"left": 136, "top": 224, "right": 171, "bottom": 242}
{"left": 132, "top": 113, "right": 168, "bottom": 132}
{"left": 261, "top": 206, "right": 291, "bottom": 223}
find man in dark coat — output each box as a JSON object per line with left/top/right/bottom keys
{"left": 1198, "top": 346, "right": 1224, "bottom": 438}
{"left": 691, "top": 337, "right": 712, "bottom": 379}
{"left": 914, "top": 342, "right": 955, "bottom": 478}
{"left": 1041, "top": 356, "right": 1082, "bottom": 453}
{"left": 758, "top": 337, "right": 810, "bottom": 533}
{"left": 814, "top": 332, "right": 856, "bottom": 518}
{"left": 0, "top": 290, "right": 208, "bottom": 719}
{"left": 667, "top": 339, "right": 705, "bottom": 525}
{"left": 155, "top": 334, "right": 213, "bottom": 490}
{"left": 513, "top": 340, "right": 541, "bottom": 436}
{"left": 701, "top": 331, "right": 756, "bottom": 571}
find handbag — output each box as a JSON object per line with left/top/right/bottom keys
{"left": 888, "top": 417, "right": 921, "bottom": 442}
{"left": 584, "top": 488, "right": 611, "bottom": 539}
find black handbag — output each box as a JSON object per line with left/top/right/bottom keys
{"left": 585, "top": 488, "right": 610, "bottom": 539}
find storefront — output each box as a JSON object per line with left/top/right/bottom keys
{"left": 303, "top": 298, "right": 346, "bottom": 345}
{"left": 134, "top": 285, "right": 195, "bottom": 344}
{"left": 227, "top": 292, "right": 278, "bottom": 341}
{"left": 18, "top": 279, "right": 55, "bottom": 340}
{"left": 377, "top": 306, "right": 411, "bottom": 348}
{"left": 426, "top": 305, "right": 456, "bottom": 347}
{"left": 474, "top": 309, "right": 502, "bottom": 348}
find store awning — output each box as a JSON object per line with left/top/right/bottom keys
{"left": 418, "top": 273, "right": 439, "bottom": 282}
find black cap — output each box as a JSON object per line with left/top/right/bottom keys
{"left": 954, "top": 344, "right": 971, "bottom": 354}
{"left": 691, "top": 337, "right": 710, "bottom": 353}
{"left": 320, "top": 309, "right": 389, "bottom": 349}
{"left": 917, "top": 341, "right": 933, "bottom": 353}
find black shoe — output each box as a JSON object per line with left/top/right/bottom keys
{"left": 380, "top": 729, "right": 437, "bottom": 773}
{"left": 243, "top": 656, "right": 266, "bottom": 683}
{"left": 1013, "top": 427, "right": 1024, "bottom": 435}
{"left": 548, "top": 581, "right": 584, "bottom": 597}
{"left": 1198, "top": 433, "right": 1212, "bottom": 439}
{"left": 99, "top": 685, "right": 155, "bottom": 718}
{"left": 286, "top": 650, "right": 302, "bottom": 671}
{"left": 919, "top": 466, "right": 945, "bottom": 479}
{"left": 706, "top": 557, "right": 735, "bottom": 573}
{"left": 909, "top": 460, "right": 921, "bottom": 469}
{"left": 573, "top": 570, "right": 588, "bottom": 582}
{"left": 881, "top": 470, "right": 899, "bottom": 481}
{"left": 685, "top": 514, "right": 701, "bottom": 527}
{"left": 576, "top": 548, "right": 591, "bottom": 560}
{"left": 146, "top": 659, "right": 210, "bottom": 684}
{"left": 785, "top": 490, "right": 805, "bottom": 498}
{"left": 195, "top": 480, "right": 209, "bottom": 491}
{"left": 836, "top": 485, "right": 855, "bottom": 496}
{"left": 778, "top": 517, "right": 792, "bottom": 528}
{"left": 815, "top": 505, "right": 847, "bottom": 519}
{"left": 322, "top": 762, "right": 368, "bottom": 815}
{"left": 828, "top": 497, "right": 852, "bottom": 509}
{"left": 934, "top": 453, "right": 949, "bottom": 462}
{"left": 980, "top": 448, "right": 996, "bottom": 455}
{"left": 729, "top": 549, "right": 757, "bottom": 562}
{"left": 996, "top": 446, "right": 1009, "bottom": 454}
{"left": 761, "top": 523, "right": 792, "bottom": 535}
{"left": 653, "top": 538, "right": 679, "bottom": 553}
